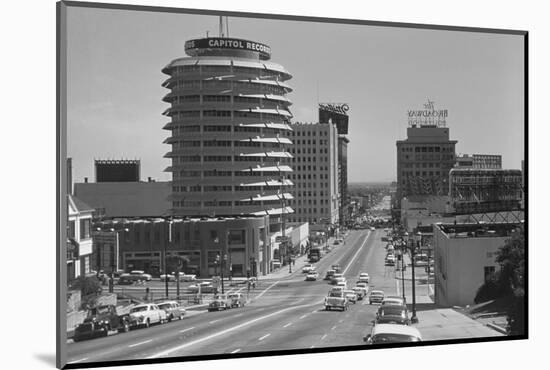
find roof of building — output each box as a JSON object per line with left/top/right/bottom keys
{"left": 435, "top": 221, "right": 523, "bottom": 239}
{"left": 68, "top": 194, "right": 94, "bottom": 213}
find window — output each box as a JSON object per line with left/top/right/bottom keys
{"left": 484, "top": 266, "right": 496, "bottom": 283}
{"left": 79, "top": 218, "right": 91, "bottom": 239}
{"left": 228, "top": 230, "right": 245, "bottom": 245}
{"left": 67, "top": 221, "right": 75, "bottom": 239}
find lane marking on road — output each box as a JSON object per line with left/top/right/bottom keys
{"left": 331, "top": 325, "right": 337, "bottom": 331}
{"left": 299, "top": 314, "right": 308, "bottom": 319}
{"left": 231, "top": 348, "right": 241, "bottom": 354}
{"left": 311, "top": 309, "right": 317, "bottom": 313}
{"left": 310, "top": 345, "right": 315, "bottom": 349}
{"left": 69, "top": 358, "right": 88, "bottom": 364}
{"left": 342, "top": 231, "right": 371, "bottom": 275}
{"left": 148, "top": 300, "right": 323, "bottom": 358}
{"left": 321, "top": 334, "right": 327, "bottom": 340}
{"left": 209, "top": 319, "right": 221, "bottom": 324}
{"left": 128, "top": 339, "right": 153, "bottom": 348}
{"left": 233, "top": 313, "right": 244, "bottom": 317}
{"left": 395, "top": 278, "right": 400, "bottom": 297}
{"left": 258, "top": 333, "right": 271, "bottom": 341}
{"left": 254, "top": 281, "right": 279, "bottom": 300}
{"left": 283, "top": 322, "right": 292, "bottom": 328}
{"left": 339, "top": 319, "right": 344, "bottom": 323}
{"left": 179, "top": 327, "right": 195, "bottom": 333}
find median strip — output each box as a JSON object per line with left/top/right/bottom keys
{"left": 342, "top": 231, "right": 371, "bottom": 275}
{"left": 128, "top": 339, "right": 153, "bottom": 348}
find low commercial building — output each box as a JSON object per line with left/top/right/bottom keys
{"left": 95, "top": 216, "right": 271, "bottom": 278}
{"left": 67, "top": 195, "right": 94, "bottom": 282}
{"left": 433, "top": 222, "right": 522, "bottom": 307}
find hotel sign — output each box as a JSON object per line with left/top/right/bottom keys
{"left": 185, "top": 38, "right": 271, "bottom": 60}
{"left": 407, "top": 100, "right": 448, "bottom": 127}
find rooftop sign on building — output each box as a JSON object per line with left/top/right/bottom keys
{"left": 319, "top": 103, "right": 349, "bottom": 134}
{"left": 184, "top": 37, "right": 272, "bottom": 60}
{"left": 408, "top": 100, "right": 448, "bottom": 127}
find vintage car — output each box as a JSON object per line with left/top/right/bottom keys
{"left": 375, "top": 304, "right": 410, "bottom": 325}
{"left": 305, "top": 271, "right": 319, "bottom": 281}
{"left": 188, "top": 282, "right": 217, "bottom": 294}
{"left": 381, "top": 296, "right": 406, "bottom": 306}
{"left": 157, "top": 301, "right": 186, "bottom": 321}
{"left": 228, "top": 292, "right": 246, "bottom": 308}
{"left": 117, "top": 274, "right": 146, "bottom": 285}
{"left": 357, "top": 272, "right": 370, "bottom": 284}
{"left": 330, "top": 273, "right": 344, "bottom": 284}
{"left": 128, "top": 303, "right": 167, "bottom": 328}
{"left": 178, "top": 274, "right": 197, "bottom": 282}
{"left": 352, "top": 286, "right": 367, "bottom": 300}
{"left": 343, "top": 289, "right": 358, "bottom": 304}
{"left": 129, "top": 270, "right": 153, "bottom": 281}
{"left": 208, "top": 294, "right": 233, "bottom": 311}
{"left": 324, "top": 269, "right": 336, "bottom": 280}
{"left": 363, "top": 324, "right": 422, "bottom": 344}
{"left": 302, "top": 264, "right": 316, "bottom": 273}
{"left": 369, "top": 290, "right": 385, "bottom": 304}
{"left": 331, "top": 264, "right": 341, "bottom": 273}
{"left": 324, "top": 290, "right": 349, "bottom": 311}
{"left": 73, "top": 305, "right": 130, "bottom": 342}
{"left": 159, "top": 273, "right": 175, "bottom": 282}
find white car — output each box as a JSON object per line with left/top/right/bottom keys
{"left": 302, "top": 264, "right": 316, "bottom": 273}
{"left": 336, "top": 280, "right": 347, "bottom": 289}
{"left": 128, "top": 304, "right": 167, "bottom": 328}
{"left": 358, "top": 272, "right": 370, "bottom": 284}
{"left": 343, "top": 289, "right": 358, "bottom": 304}
{"left": 363, "top": 324, "right": 422, "bottom": 344}
{"left": 179, "top": 274, "right": 197, "bottom": 282}
{"left": 130, "top": 270, "right": 152, "bottom": 281}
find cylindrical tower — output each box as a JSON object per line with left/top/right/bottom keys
{"left": 162, "top": 37, "right": 294, "bottom": 220}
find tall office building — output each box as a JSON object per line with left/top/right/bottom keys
{"left": 396, "top": 102, "right": 457, "bottom": 204}
{"left": 287, "top": 122, "right": 339, "bottom": 225}
{"left": 161, "top": 36, "right": 294, "bottom": 223}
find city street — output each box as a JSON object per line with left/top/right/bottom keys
{"left": 66, "top": 229, "right": 400, "bottom": 363}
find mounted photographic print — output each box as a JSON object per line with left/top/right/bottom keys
{"left": 57, "top": 1, "right": 527, "bottom": 368}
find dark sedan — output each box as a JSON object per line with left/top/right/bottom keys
{"left": 375, "top": 304, "right": 410, "bottom": 325}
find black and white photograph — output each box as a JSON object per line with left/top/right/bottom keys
{"left": 53, "top": 1, "right": 531, "bottom": 369}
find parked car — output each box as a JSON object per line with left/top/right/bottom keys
{"left": 188, "top": 282, "right": 217, "bottom": 294}
{"left": 343, "top": 289, "right": 358, "bottom": 304}
{"left": 302, "top": 264, "right": 316, "bottom": 273}
{"left": 381, "top": 296, "right": 406, "bottom": 306}
{"left": 370, "top": 227, "right": 376, "bottom": 231}
{"left": 358, "top": 272, "right": 370, "bottom": 284}
{"left": 73, "top": 305, "right": 130, "bottom": 342}
{"left": 208, "top": 294, "right": 233, "bottom": 311}
{"left": 157, "top": 301, "right": 186, "bottom": 321}
{"left": 375, "top": 305, "right": 410, "bottom": 325}
{"left": 305, "top": 271, "right": 319, "bottom": 281}
{"left": 363, "top": 324, "right": 422, "bottom": 344}
{"left": 369, "top": 290, "right": 385, "bottom": 304}
{"left": 324, "top": 269, "right": 336, "bottom": 280}
{"left": 228, "top": 292, "right": 246, "bottom": 308}
{"left": 128, "top": 304, "right": 167, "bottom": 328}
{"left": 130, "top": 270, "right": 152, "bottom": 281}
{"left": 160, "top": 273, "right": 175, "bottom": 282}
{"left": 117, "top": 274, "right": 146, "bottom": 285}
{"left": 179, "top": 274, "right": 197, "bottom": 282}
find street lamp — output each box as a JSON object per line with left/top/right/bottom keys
{"left": 410, "top": 231, "right": 420, "bottom": 324}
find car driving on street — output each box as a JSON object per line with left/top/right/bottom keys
{"left": 369, "top": 290, "right": 385, "bottom": 304}
{"left": 305, "top": 271, "right": 319, "bottom": 281}
{"left": 208, "top": 294, "right": 233, "bottom": 311}
{"left": 363, "top": 324, "right": 422, "bottom": 344}
{"left": 157, "top": 301, "right": 186, "bottom": 321}
{"left": 375, "top": 304, "right": 410, "bottom": 325}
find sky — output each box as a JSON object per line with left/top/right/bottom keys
{"left": 66, "top": 6, "right": 525, "bottom": 183}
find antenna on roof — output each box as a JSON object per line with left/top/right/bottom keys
{"left": 219, "top": 16, "right": 229, "bottom": 38}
